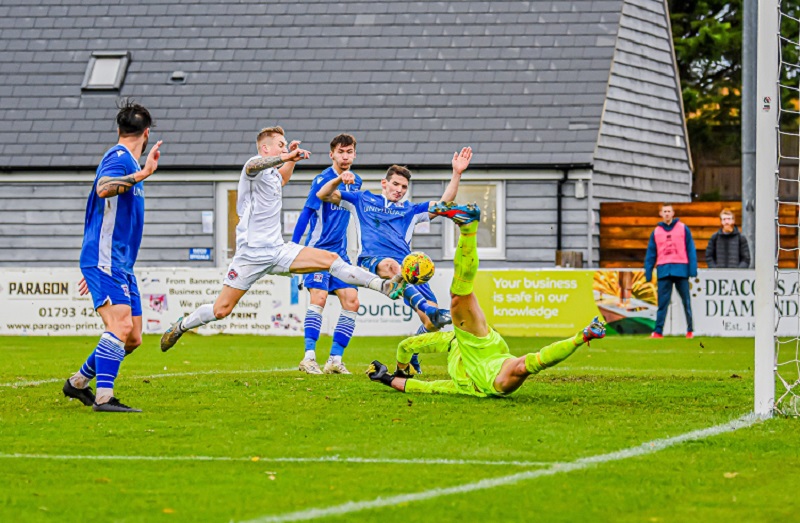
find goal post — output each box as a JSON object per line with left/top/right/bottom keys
{"left": 754, "top": 0, "right": 778, "bottom": 418}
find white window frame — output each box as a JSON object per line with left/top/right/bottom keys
{"left": 215, "top": 181, "right": 239, "bottom": 267}
{"left": 442, "top": 181, "right": 506, "bottom": 260}
{"left": 82, "top": 51, "right": 130, "bottom": 91}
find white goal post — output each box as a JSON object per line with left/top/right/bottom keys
{"left": 755, "top": 0, "right": 800, "bottom": 417}
{"left": 754, "top": 0, "right": 778, "bottom": 417}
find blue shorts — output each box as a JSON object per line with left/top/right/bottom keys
{"left": 358, "top": 256, "right": 385, "bottom": 275}
{"left": 358, "top": 256, "right": 438, "bottom": 307}
{"left": 81, "top": 267, "right": 142, "bottom": 316}
{"left": 303, "top": 271, "right": 355, "bottom": 294}
{"left": 304, "top": 253, "right": 355, "bottom": 294}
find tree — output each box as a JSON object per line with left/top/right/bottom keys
{"left": 669, "top": 1, "right": 800, "bottom": 161}
{"left": 668, "top": 0, "right": 742, "bottom": 161}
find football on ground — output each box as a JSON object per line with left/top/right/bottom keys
{"left": 402, "top": 251, "right": 435, "bottom": 284}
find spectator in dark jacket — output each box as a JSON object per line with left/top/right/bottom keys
{"left": 644, "top": 204, "right": 697, "bottom": 339}
{"left": 706, "top": 208, "right": 751, "bottom": 268}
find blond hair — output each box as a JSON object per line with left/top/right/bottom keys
{"left": 256, "top": 126, "right": 285, "bottom": 146}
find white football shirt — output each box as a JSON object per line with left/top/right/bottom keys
{"left": 235, "top": 156, "right": 285, "bottom": 253}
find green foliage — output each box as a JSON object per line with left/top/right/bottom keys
{"left": 0, "top": 334, "right": 798, "bottom": 522}
{"left": 669, "top": 1, "right": 800, "bottom": 155}
{"left": 668, "top": 0, "right": 742, "bottom": 154}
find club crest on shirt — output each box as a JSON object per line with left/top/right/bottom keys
{"left": 227, "top": 269, "right": 238, "bottom": 280}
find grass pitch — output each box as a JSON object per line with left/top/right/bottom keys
{"left": 0, "top": 333, "right": 797, "bottom": 522}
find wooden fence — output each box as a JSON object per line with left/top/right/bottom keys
{"left": 599, "top": 201, "right": 799, "bottom": 269}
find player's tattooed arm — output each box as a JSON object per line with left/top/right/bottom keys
{"left": 96, "top": 174, "right": 139, "bottom": 198}
{"left": 96, "top": 140, "right": 163, "bottom": 199}
{"left": 245, "top": 156, "right": 284, "bottom": 177}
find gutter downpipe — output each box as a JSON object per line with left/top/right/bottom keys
{"left": 556, "top": 168, "right": 570, "bottom": 253}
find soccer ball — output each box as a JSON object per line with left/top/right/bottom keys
{"left": 401, "top": 251, "right": 435, "bottom": 285}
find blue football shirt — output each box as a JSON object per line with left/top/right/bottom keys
{"left": 338, "top": 190, "right": 430, "bottom": 262}
{"left": 302, "top": 167, "right": 362, "bottom": 257}
{"left": 79, "top": 144, "right": 145, "bottom": 273}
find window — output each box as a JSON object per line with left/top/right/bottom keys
{"left": 443, "top": 182, "right": 505, "bottom": 260}
{"left": 82, "top": 51, "right": 130, "bottom": 91}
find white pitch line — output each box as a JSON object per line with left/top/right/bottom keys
{"left": 0, "top": 453, "right": 550, "bottom": 468}
{"left": 0, "top": 367, "right": 297, "bottom": 388}
{"left": 553, "top": 366, "right": 750, "bottom": 374}
{"left": 241, "top": 413, "right": 762, "bottom": 523}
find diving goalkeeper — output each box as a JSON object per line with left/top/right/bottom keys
{"left": 367, "top": 202, "right": 606, "bottom": 397}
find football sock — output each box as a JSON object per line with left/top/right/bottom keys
{"left": 181, "top": 303, "right": 217, "bottom": 330}
{"left": 303, "top": 304, "right": 323, "bottom": 357}
{"left": 416, "top": 324, "right": 431, "bottom": 335}
{"left": 70, "top": 373, "right": 90, "bottom": 389}
{"left": 330, "top": 310, "right": 356, "bottom": 357}
{"left": 451, "top": 221, "right": 479, "bottom": 296}
{"left": 94, "top": 332, "right": 126, "bottom": 403}
{"left": 329, "top": 355, "right": 343, "bottom": 365}
{"left": 397, "top": 330, "right": 455, "bottom": 365}
{"left": 524, "top": 333, "right": 583, "bottom": 375}
{"left": 403, "top": 286, "right": 437, "bottom": 317}
{"left": 329, "top": 257, "right": 383, "bottom": 290}
{"left": 71, "top": 347, "right": 98, "bottom": 388}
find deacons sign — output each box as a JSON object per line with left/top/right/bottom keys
{"left": 682, "top": 270, "right": 799, "bottom": 336}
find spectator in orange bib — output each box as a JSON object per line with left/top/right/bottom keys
{"left": 644, "top": 203, "right": 697, "bottom": 339}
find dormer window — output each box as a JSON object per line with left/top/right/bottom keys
{"left": 82, "top": 51, "right": 130, "bottom": 91}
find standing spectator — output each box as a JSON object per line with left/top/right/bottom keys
{"left": 706, "top": 208, "right": 751, "bottom": 268}
{"left": 644, "top": 203, "right": 697, "bottom": 339}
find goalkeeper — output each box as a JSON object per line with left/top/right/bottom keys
{"left": 367, "top": 202, "right": 606, "bottom": 397}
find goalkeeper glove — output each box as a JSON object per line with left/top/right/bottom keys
{"left": 366, "top": 360, "right": 395, "bottom": 387}
{"left": 582, "top": 316, "right": 607, "bottom": 344}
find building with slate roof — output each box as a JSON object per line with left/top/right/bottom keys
{"left": 0, "top": 0, "right": 691, "bottom": 268}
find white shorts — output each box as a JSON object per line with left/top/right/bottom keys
{"left": 223, "top": 242, "right": 304, "bottom": 291}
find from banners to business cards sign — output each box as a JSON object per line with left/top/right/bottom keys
{"left": 0, "top": 268, "right": 449, "bottom": 337}
{"left": 0, "top": 268, "right": 796, "bottom": 337}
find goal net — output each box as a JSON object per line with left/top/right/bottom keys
{"left": 759, "top": 0, "right": 800, "bottom": 416}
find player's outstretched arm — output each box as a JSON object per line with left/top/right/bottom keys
{"left": 277, "top": 141, "right": 311, "bottom": 186}
{"left": 96, "top": 140, "right": 162, "bottom": 198}
{"left": 431, "top": 146, "right": 472, "bottom": 216}
{"left": 316, "top": 173, "right": 347, "bottom": 205}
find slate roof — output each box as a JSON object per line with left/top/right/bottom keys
{"left": 0, "top": 0, "right": 626, "bottom": 170}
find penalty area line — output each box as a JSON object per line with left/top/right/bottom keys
{"left": 0, "top": 453, "right": 551, "bottom": 468}
{"left": 0, "top": 367, "right": 297, "bottom": 388}
{"left": 240, "top": 413, "right": 762, "bottom": 523}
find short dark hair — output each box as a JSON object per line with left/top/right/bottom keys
{"left": 330, "top": 133, "right": 356, "bottom": 151}
{"left": 385, "top": 165, "right": 411, "bottom": 181}
{"left": 116, "top": 99, "right": 152, "bottom": 137}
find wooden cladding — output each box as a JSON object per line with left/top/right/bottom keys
{"left": 600, "top": 201, "right": 799, "bottom": 269}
